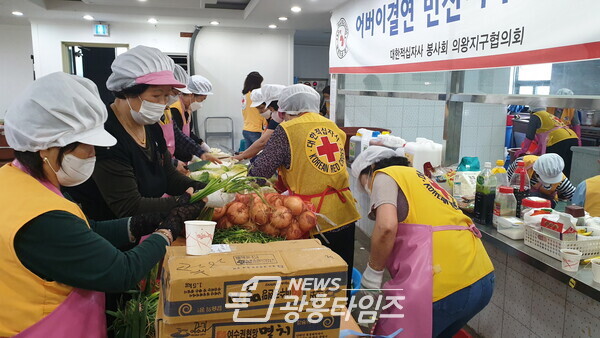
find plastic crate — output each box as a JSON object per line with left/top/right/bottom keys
{"left": 524, "top": 226, "right": 600, "bottom": 260}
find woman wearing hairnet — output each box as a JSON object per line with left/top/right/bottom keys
{"left": 0, "top": 72, "right": 204, "bottom": 337}
{"left": 249, "top": 84, "right": 361, "bottom": 286}
{"left": 241, "top": 71, "right": 267, "bottom": 147}
{"left": 350, "top": 146, "right": 494, "bottom": 337}
{"left": 507, "top": 153, "right": 576, "bottom": 203}
{"left": 66, "top": 46, "right": 208, "bottom": 221}
{"left": 233, "top": 84, "right": 286, "bottom": 161}
{"left": 171, "top": 73, "right": 213, "bottom": 149}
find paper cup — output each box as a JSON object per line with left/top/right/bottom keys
{"left": 592, "top": 258, "right": 600, "bottom": 284}
{"left": 560, "top": 249, "right": 582, "bottom": 272}
{"left": 185, "top": 220, "right": 216, "bottom": 256}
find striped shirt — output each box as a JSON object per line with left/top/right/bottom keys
{"left": 507, "top": 157, "right": 576, "bottom": 200}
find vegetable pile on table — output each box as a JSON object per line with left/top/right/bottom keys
{"left": 212, "top": 193, "right": 319, "bottom": 240}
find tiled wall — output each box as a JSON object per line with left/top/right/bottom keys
{"left": 470, "top": 241, "right": 600, "bottom": 337}
{"left": 459, "top": 103, "right": 507, "bottom": 164}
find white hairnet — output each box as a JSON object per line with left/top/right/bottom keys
{"left": 106, "top": 45, "right": 184, "bottom": 92}
{"left": 533, "top": 153, "right": 565, "bottom": 184}
{"left": 261, "top": 84, "right": 286, "bottom": 107}
{"left": 188, "top": 75, "right": 213, "bottom": 95}
{"left": 278, "top": 84, "right": 320, "bottom": 115}
{"left": 4, "top": 72, "right": 117, "bottom": 152}
{"left": 350, "top": 146, "right": 398, "bottom": 192}
{"left": 556, "top": 88, "right": 574, "bottom": 96}
{"left": 250, "top": 88, "right": 264, "bottom": 107}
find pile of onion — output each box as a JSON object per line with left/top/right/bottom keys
{"left": 211, "top": 193, "right": 319, "bottom": 239}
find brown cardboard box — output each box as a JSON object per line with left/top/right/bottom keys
{"left": 160, "top": 239, "right": 347, "bottom": 324}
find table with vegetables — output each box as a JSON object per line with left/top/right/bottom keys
{"left": 108, "top": 152, "right": 363, "bottom": 337}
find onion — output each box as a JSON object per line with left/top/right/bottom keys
{"left": 304, "top": 201, "right": 316, "bottom": 212}
{"left": 297, "top": 211, "right": 318, "bottom": 232}
{"left": 235, "top": 194, "right": 251, "bottom": 205}
{"left": 217, "top": 217, "right": 234, "bottom": 229}
{"left": 283, "top": 196, "right": 305, "bottom": 216}
{"left": 250, "top": 202, "right": 271, "bottom": 225}
{"left": 241, "top": 222, "right": 258, "bottom": 232}
{"left": 227, "top": 202, "right": 250, "bottom": 225}
{"left": 270, "top": 206, "right": 293, "bottom": 229}
{"left": 266, "top": 193, "right": 284, "bottom": 207}
{"left": 281, "top": 221, "right": 303, "bottom": 240}
{"left": 260, "top": 224, "right": 281, "bottom": 237}
{"left": 212, "top": 207, "right": 226, "bottom": 221}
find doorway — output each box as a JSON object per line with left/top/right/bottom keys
{"left": 62, "top": 42, "right": 128, "bottom": 104}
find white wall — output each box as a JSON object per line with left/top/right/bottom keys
{"left": 0, "top": 24, "right": 34, "bottom": 119}
{"left": 294, "top": 45, "right": 329, "bottom": 79}
{"left": 193, "top": 27, "right": 294, "bottom": 150}
{"left": 30, "top": 20, "right": 193, "bottom": 77}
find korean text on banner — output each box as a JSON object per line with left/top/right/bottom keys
{"left": 330, "top": 0, "right": 600, "bottom": 74}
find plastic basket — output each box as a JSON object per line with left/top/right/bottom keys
{"left": 524, "top": 226, "right": 600, "bottom": 260}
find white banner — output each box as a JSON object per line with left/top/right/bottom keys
{"left": 330, "top": 0, "right": 600, "bottom": 74}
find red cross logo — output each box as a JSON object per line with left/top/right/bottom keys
{"left": 316, "top": 137, "right": 340, "bottom": 163}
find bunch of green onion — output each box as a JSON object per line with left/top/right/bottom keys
{"left": 189, "top": 172, "right": 262, "bottom": 204}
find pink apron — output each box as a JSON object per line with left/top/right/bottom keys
{"left": 12, "top": 160, "right": 107, "bottom": 337}
{"left": 534, "top": 126, "right": 567, "bottom": 155}
{"left": 160, "top": 122, "right": 176, "bottom": 156}
{"left": 373, "top": 223, "right": 482, "bottom": 337}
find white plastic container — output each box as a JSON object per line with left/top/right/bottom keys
{"left": 560, "top": 249, "right": 582, "bottom": 272}
{"left": 185, "top": 220, "right": 216, "bottom": 255}
{"left": 493, "top": 186, "right": 517, "bottom": 228}
{"left": 349, "top": 134, "right": 362, "bottom": 162}
{"left": 403, "top": 138, "right": 443, "bottom": 173}
{"left": 497, "top": 216, "right": 525, "bottom": 240}
{"left": 592, "top": 258, "right": 600, "bottom": 283}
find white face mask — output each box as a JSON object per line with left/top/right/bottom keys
{"left": 127, "top": 97, "right": 165, "bottom": 125}
{"left": 46, "top": 154, "right": 96, "bottom": 187}
{"left": 271, "top": 111, "right": 283, "bottom": 123}
{"left": 167, "top": 95, "right": 179, "bottom": 106}
{"left": 190, "top": 101, "right": 203, "bottom": 112}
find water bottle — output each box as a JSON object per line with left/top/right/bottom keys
{"left": 509, "top": 161, "right": 531, "bottom": 216}
{"left": 492, "top": 160, "right": 509, "bottom": 193}
{"left": 474, "top": 162, "right": 497, "bottom": 224}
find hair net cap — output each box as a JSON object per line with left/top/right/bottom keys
{"left": 278, "top": 84, "right": 320, "bottom": 115}
{"left": 261, "top": 84, "right": 286, "bottom": 107}
{"left": 533, "top": 153, "right": 565, "bottom": 184}
{"left": 250, "top": 88, "right": 264, "bottom": 107}
{"left": 4, "top": 72, "right": 117, "bottom": 152}
{"left": 556, "top": 88, "right": 574, "bottom": 96}
{"left": 173, "top": 65, "right": 192, "bottom": 94}
{"left": 351, "top": 146, "right": 398, "bottom": 192}
{"left": 187, "top": 75, "right": 213, "bottom": 96}
{"left": 106, "top": 45, "right": 185, "bottom": 92}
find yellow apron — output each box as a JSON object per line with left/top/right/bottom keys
{"left": 242, "top": 91, "right": 267, "bottom": 133}
{"left": 0, "top": 164, "right": 90, "bottom": 336}
{"left": 534, "top": 110, "right": 577, "bottom": 147}
{"left": 280, "top": 113, "right": 360, "bottom": 233}
{"left": 585, "top": 175, "right": 600, "bottom": 217}
{"left": 375, "top": 166, "right": 494, "bottom": 301}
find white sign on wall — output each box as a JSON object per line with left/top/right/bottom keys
{"left": 330, "top": 0, "right": 600, "bottom": 74}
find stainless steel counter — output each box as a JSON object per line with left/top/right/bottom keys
{"left": 477, "top": 222, "right": 600, "bottom": 302}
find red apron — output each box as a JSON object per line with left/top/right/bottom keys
{"left": 160, "top": 122, "right": 176, "bottom": 156}
{"left": 373, "top": 223, "right": 482, "bottom": 337}
{"left": 12, "top": 160, "right": 107, "bottom": 337}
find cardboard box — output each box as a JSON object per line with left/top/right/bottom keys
{"left": 541, "top": 216, "right": 578, "bottom": 241}
{"left": 156, "top": 288, "right": 341, "bottom": 338}
{"left": 161, "top": 239, "right": 347, "bottom": 324}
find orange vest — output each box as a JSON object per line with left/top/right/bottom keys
{"left": 375, "top": 166, "right": 494, "bottom": 301}
{"left": 547, "top": 107, "right": 576, "bottom": 127}
{"left": 280, "top": 113, "right": 360, "bottom": 232}
{"left": 0, "top": 164, "right": 89, "bottom": 336}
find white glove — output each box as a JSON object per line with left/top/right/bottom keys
{"left": 200, "top": 142, "right": 211, "bottom": 153}
{"left": 206, "top": 189, "right": 235, "bottom": 208}
{"left": 361, "top": 264, "right": 384, "bottom": 290}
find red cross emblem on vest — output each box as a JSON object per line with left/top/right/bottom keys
{"left": 316, "top": 136, "right": 340, "bottom": 163}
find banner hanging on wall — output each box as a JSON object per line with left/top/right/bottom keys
{"left": 329, "top": 0, "right": 600, "bottom": 74}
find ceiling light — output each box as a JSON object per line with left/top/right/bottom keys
{"left": 83, "top": 15, "right": 95, "bottom": 21}
{"left": 138, "top": 0, "right": 147, "bottom": 2}
{"left": 291, "top": 6, "right": 302, "bottom": 13}
{"left": 268, "top": 24, "right": 277, "bottom": 29}
{"left": 12, "top": 11, "right": 24, "bottom": 16}
{"left": 147, "top": 17, "right": 158, "bottom": 24}
{"left": 278, "top": 16, "right": 288, "bottom": 21}
{"left": 210, "top": 20, "right": 219, "bottom": 25}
